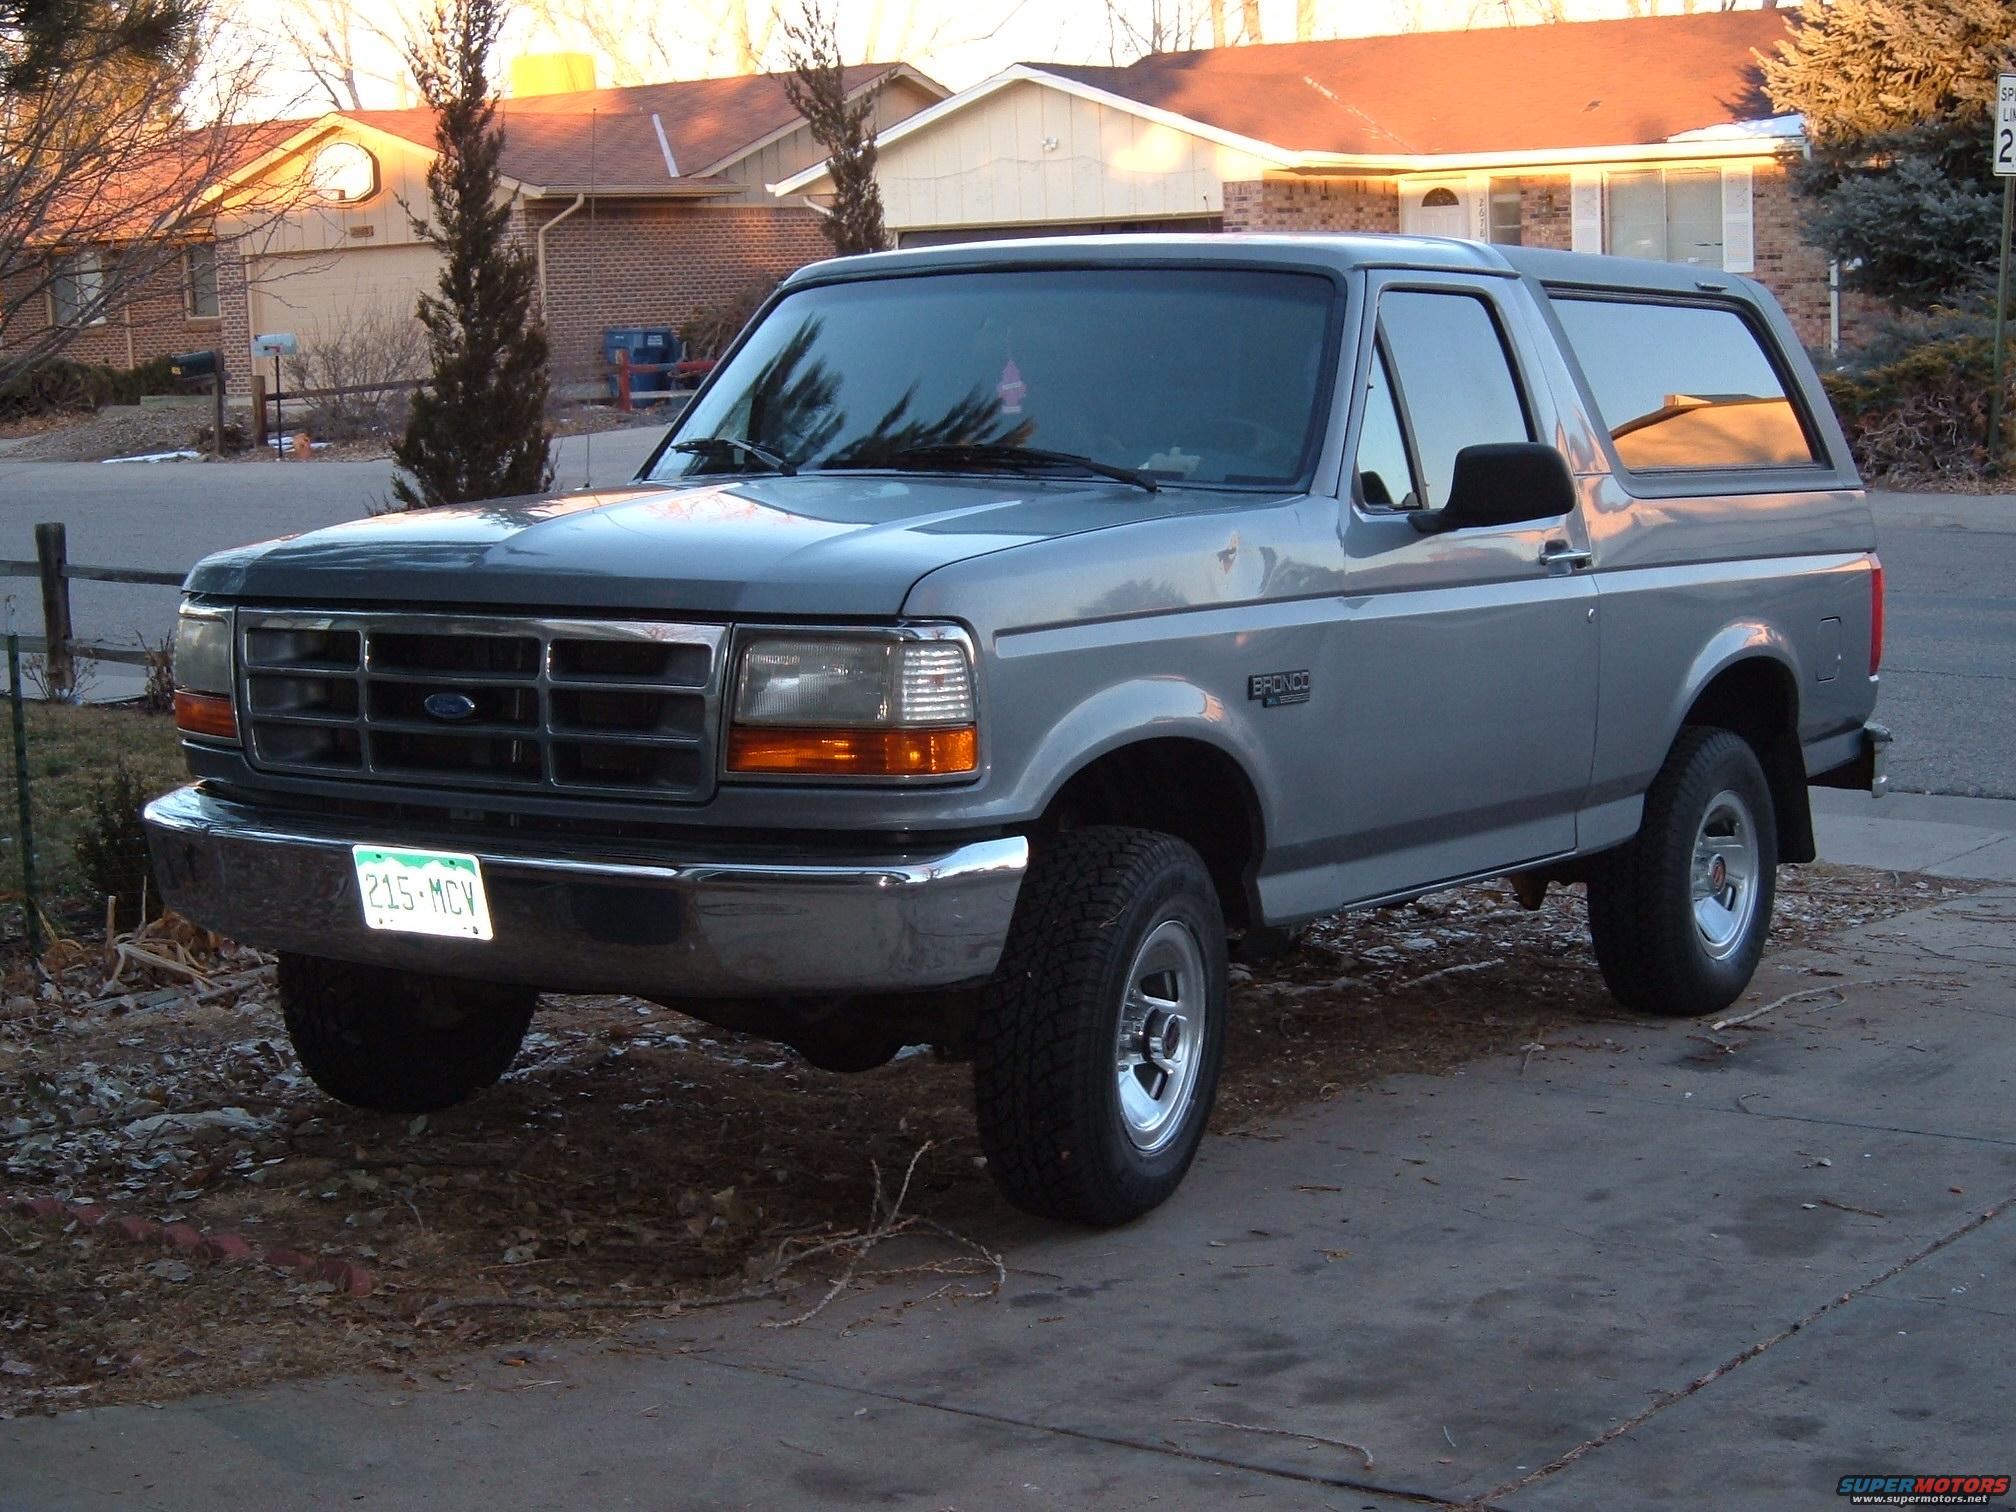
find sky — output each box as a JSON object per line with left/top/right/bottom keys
{"left": 230, "top": 0, "right": 1790, "bottom": 116}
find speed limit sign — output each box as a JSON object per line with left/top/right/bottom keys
{"left": 1998, "top": 72, "right": 2016, "bottom": 176}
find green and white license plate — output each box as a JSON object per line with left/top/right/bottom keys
{"left": 352, "top": 846, "right": 493, "bottom": 941}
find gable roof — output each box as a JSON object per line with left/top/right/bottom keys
{"left": 1040, "top": 10, "right": 1788, "bottom": 157}
{"left": 776, "top": 11, "right": 1793, "bottom": 193}
{"left": 342, "top": 63, "right": 939, "bottom": 194}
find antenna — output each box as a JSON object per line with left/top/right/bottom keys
{"left": 582, "top": 108, "right": 597, "bottom": 490}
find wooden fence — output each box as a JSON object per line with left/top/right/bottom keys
{"left": 0, "top": 524, "right": 185, "bottom": 687}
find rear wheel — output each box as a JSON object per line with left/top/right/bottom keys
{"left": 1586, "top": 727, "right": 1777, "bottom": 1017}
{"left": 278, "top": 953, "right": 536, "bottom": 1113}
{"left": 973, "top": 827, "right": 1227, "bottom": 1225}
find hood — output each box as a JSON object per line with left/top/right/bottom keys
{"left": 184, "top": 474, "right": 1213, "bottom": 618}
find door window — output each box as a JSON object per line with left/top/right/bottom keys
{"left": 1353, "top": 345, "right": 1418, "bottom": 509}
{"left": 1363, "top": 289, "right": 1531, "bottom": 510}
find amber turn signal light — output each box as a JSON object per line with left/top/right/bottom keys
{"left": 727, "top": 725, "right": 977, "bottom": 776}
{"left": 174, "top": 690, "right": 238, "bottom": 741}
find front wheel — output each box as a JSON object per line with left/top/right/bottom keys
{"left": 1586, "top": 727, "right": 1778, "bottom": 1017}
{"left": 278, "top": 953, "right": 536, "bottom": 1113}
{"left": 973, "top": 827, "right": 1227, "bottom": 1226}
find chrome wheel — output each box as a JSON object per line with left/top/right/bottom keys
{"left": 1691, "top": 789, "right": 1760, "bottom": 961}
{"left": 1114, "top": 918, "right": 1208, "bottom": 1153}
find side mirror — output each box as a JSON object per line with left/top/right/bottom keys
{"left": 1410, "top": 442, "right": 1576, "bottom": 534}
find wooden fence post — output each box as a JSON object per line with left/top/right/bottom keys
{"left": 250, "top": 373, "right": 268, "bottom": 449}
{"left": 211, "top": 351, "right": 226, "bottom": 460}
{"left": 33, "top": 522, "right": 71, "bottom": 697}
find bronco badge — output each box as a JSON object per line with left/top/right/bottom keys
{"left": 1247, "top": 670, "right": 1311, "bottom": 708}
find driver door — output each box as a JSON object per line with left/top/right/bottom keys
{"left": 1328, "top": 272, "right": 1599, "bottom": 904}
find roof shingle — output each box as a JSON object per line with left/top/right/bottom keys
{"left": 1039, "top": 10, "right": 1791, "bottom": 157}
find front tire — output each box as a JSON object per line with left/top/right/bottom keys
{"left": 974, "top": 827, "right": 1228, "bottom": 1226}
{"left": 278, "top": 953, "right": 536, "bottom": 1113}
{"left": 1586, "top": 727, "right": 1778, "bottom": 1017}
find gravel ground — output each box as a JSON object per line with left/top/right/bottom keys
{"left": 0, "top": 862, "right": 1981, "bottom": 1417}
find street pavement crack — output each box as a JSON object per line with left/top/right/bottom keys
{"left": 1456, "top": 1196, "right": 2014, "bottom": 1509}
{"left": 685, "top": 1350, "right": 1468, "bottom": 1507}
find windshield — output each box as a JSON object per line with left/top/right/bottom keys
{"left": 649, "top": 267, "right": 1339, "bottom": 490}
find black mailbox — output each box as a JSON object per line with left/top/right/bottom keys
{"left": 169, "top": 350, "right": 218, "bottom": 380}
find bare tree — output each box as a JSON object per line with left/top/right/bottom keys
{"left": 781, "top": 0, "right": 885, "bottom": 255}
{"left": 1, "top": 0, "right": 294, "bottom": 383}
{"left": 1239, "top": 0, "right": 1260, "bottom": 43}
{"left": 229, "top": 0, "right": 415, "bottom": 111}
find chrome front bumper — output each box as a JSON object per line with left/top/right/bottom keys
{"left": 143, "top": 786, "right": 1028, "bottom": 999}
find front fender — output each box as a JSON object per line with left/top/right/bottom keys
{"left": 1010, "top": 675, "right": 1275, "bottom": 831}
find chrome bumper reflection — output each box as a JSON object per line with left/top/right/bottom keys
{"left": 143, "top": 786, "right": 1028, "bottom": 998}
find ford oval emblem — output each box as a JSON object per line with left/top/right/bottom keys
{"left": 422, "top": 691, "right": 479, "bottom": 722}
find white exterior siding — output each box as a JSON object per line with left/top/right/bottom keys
{"left": 872, "top": 81, "right": 1270, "bottom": 233}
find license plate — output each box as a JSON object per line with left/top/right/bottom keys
{"left": 352, "top": 846, "right": 493, "bottom": 941}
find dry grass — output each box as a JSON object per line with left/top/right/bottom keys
{"left": 0, "top": 861, "right": 1980, "bottom": 1417}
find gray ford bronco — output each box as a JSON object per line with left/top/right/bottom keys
{"left": 146, "top": 234, "right": 1887, "bottom": 1225}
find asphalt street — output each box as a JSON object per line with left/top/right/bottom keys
{"left": 0, "top": 464, "right": 2006, "bottom": 797}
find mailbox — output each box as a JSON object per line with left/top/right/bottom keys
{"left": 169, "top": 350, "right": 217, "bottom": 380}
{"left": 250, "top": 332, "right": 298, "bottom": 358}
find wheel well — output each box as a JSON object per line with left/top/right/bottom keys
{"left": 1682, "top": 657, "right": 1815, "bottom": 864}
{"left": 1042, "top": 739, "right": 1263, "bottom": 931}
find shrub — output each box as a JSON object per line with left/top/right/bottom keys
{"left": 1822, "top": 332, "right": 2016, "bottom": 481}
{"left": 72, "top": 760, "right": 161, "bottom": 931}
{"left": 283, "top": 310, "right": 426, "bottom": 442}
{"left": 0, "top": 354, "right": 180, "bottom": 419}
{"left": 679, "top": 277, "right": 779, "bottom": 362}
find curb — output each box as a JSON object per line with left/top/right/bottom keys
{"left": 6, "top": 1194, "right": 373, "bottom": 1297}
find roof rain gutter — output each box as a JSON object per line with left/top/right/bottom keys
{"left": 535, "top": 192, "right": 587, "bottom": 320}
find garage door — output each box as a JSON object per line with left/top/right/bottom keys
{"left": 246, "top": 243, "right": 443, "bottom": 373}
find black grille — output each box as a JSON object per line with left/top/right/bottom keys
{"left": 237, "top": 612, "right": 724, "bottom": 800}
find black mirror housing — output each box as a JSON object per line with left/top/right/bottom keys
{"left": 1410, "top": 442, "right": 1577, "bottom": 534}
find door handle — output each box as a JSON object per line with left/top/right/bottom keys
{"left": 1540, "top": 540, "right": 1594, "bottom": 571}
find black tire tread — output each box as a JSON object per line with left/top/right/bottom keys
{"left": 1587, "top": 727, "right": 1776, "bottom": 1017}
{"left": 974, "top": 826, "right": 1224, "bottom": 1226}
{"left": 279, "top": 954, "right": 536, "bottom": 1114}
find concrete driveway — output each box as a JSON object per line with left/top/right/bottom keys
{"left": 5, "top": 880, "right": 2011, "bottom": 1510}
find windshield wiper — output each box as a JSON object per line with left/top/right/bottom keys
{"left": 863, "top": 442, "right": 1159, "bottom": 493}
{"left": 667, "top": 436, "right": 798, "bottom": 475}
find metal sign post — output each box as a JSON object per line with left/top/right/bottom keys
{"left": 1990, "top": 72, "right": 2016, "bottom": 472}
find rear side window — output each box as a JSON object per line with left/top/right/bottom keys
{"left": 1549, "top": 295, "right": 1819, "bottom": 472}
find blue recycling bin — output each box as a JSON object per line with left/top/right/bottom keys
{"left": 604, "top": 327, "right": 680, "bottom": 400}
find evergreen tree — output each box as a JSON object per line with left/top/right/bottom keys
{"left": 393, "top": 0, "right": 552, "bottom": 509}
{"left": 1763, "top": 0, "right": 2016, "bottom": 309}
{"left": 780, "top": 0, "right": 886, "bottom": 257}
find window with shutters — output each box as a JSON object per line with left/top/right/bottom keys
{"left": 1603, "top": 168, "right": 1725, "bottom": 268}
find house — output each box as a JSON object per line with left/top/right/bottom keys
{"left": 773, "top": 12, "right": 1853, "bottom": 352}
{"left": 5, "top": 61, "right": 947, "bottom": 396}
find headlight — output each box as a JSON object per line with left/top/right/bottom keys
{"left": 172, "top": 604, "right": 237, "bottom": 741}
{"left": 727, "top": 631, "right": 977, "bottom": 777}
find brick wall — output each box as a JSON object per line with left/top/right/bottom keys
{"left": 2, "top": 246, "right": 222, "bottom": 374}
{"left": 1518, "top": 177, "right": 1573, "bottom": 251}
{"left": 529, "top": 201, "right": 833, "bottom": 385}
{"left": 1222, "top": 177, "right": 1399, "bottom": 234}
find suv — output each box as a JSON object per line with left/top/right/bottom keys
{"left": 146, "top": 235, "right": 1887, "bottom": 1226}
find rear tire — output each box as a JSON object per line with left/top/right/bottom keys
{"left": 1586, "top": 727, "right": 1777, "bottom": 1017}
{"left": 974, "top": 827, "right": 1227, "bottom": 1226}
{"left": 278, "top": 953, "right": 536, "bottom": 1113}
